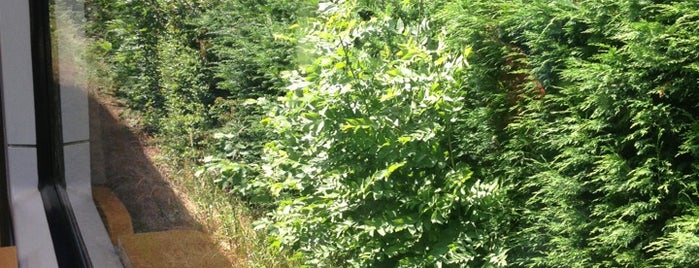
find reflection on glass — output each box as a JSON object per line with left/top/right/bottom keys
{"left": 52, "top": 0, "right": 88, "bottom": 94}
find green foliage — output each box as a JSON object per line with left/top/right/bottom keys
{"left": 441, "top": 0, "right": 699, "bottom": 266}
{"left": 258, "top": 1, "right": 509, "bottom": 266}
{"left": 189, "top": 0, "right": 316, "bottom": 200}
{"left": 258, "top": 0, "right": 699, "bottom": 266}
{"left": 88, "top": 0, "right": 699, "bottom": 266}
{"left": 85, "top": 0, "right": 313, "bottom": 157}
{"left": 198, "top": 98, "right": 277, "bottom": 206}
{"left": 196, "top": 0, "right": 316, "bottom": 98}
{"left": 89, "top": 0, "right": 166, "bottom": 110}
{"left": 192, "top": 0, "right": 317, "bottom": 198}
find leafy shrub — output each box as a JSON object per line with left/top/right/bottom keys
{"left": 257, "top": 1, "right": 510, "bottom": 266}
{"left": 198, "top": 98, "right": 277, "bottom": 206}
{"left": 196, "top": 0, "right": 317, "bottom": 99}
{"left": 193, "top": 0, "right": 317, "bottom": 199}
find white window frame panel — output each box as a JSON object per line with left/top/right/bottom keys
{"left": 0, "top": 0, "right": 59, "bottom": 267}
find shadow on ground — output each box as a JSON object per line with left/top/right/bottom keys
{"left": 90, "top": 95, "right": 198, "bottom": 232}
{"left": 88, "top": 93, "right": 234, "bottom": 267}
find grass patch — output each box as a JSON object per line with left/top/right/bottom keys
{"left": 156, "top": 158, "right": 297, "bottom": 268}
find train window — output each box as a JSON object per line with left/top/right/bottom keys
{"left": 44, "top": 0, "right": 122, "bottom": 267}
{"left": 31, "top": 0, "right": 100, "bottom": 267}
{"left": 0, "top": 0, "right": 118, "bottom": 266}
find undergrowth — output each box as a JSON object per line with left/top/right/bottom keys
{"left": 169, "top": 160, "right": 298, "bottom": 267}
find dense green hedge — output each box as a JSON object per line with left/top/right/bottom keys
{"left": 88, "top": 0, "right": 699, "bottom": 266}
{"left": 444, "top": 1, "right": 699, "bottom": 266}
{"left": 86, "top": 0, "right": 314, "bottom": 157}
